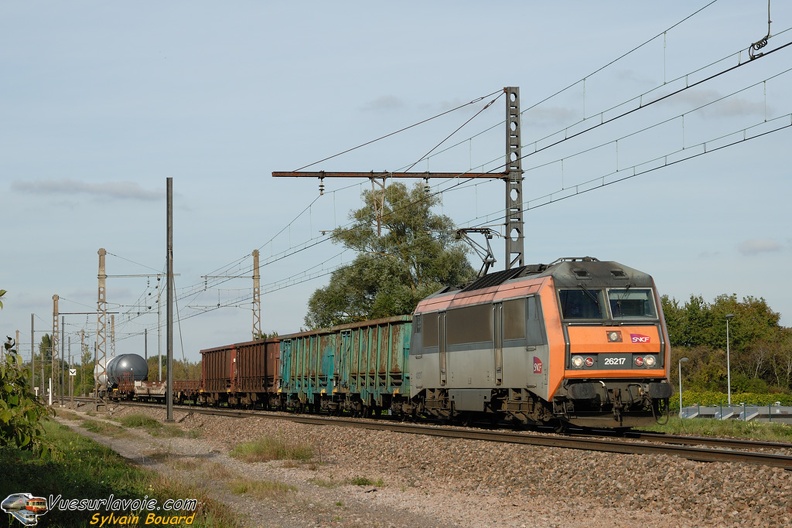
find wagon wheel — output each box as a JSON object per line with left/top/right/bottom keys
{"left": 458, "top": 412, "right": 474, "bottom": 427}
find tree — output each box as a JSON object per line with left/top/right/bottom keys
{"left": 0, "top": 290, "right": 52, "bottom": 452}
{"left": 664, "top": 293, "right": 792, "bottom": 393}
{"left": 305, "top": 182, "right": 476, "bottom": 328}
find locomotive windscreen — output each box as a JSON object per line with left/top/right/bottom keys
{"left": 608, "top": 288, "right": 657, "bottom": 319}
{"left": 559, "top": 288, "right": 605, "bottom": 319}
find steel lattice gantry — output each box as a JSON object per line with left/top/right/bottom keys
{"left": 273, "top": 86, "right": 525, "bottom": 270}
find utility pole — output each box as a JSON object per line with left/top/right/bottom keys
{"left": 30, "top": 314, "right": 35, "bottom": 395}
{"left": 200, "top": 249, "right": 262, "bottom": 339}
{"left": 51, "top": 295, "right": 59, "bottom": 406}
{"left": 273, "top": 86, "right": 525, "bottom": 270}
{"left": 166, "top": 177, "right": 174, "bottom": 422}
{"left": 504, "top": 87, "right": 524, "bottom": 269}
{"left": 97, "top": 248, "right": 108, "bottom": 400}
{"left": 69, "top": 336, "right": 73, "bottom": 405}
{"left": 60, "top": 315, "right": 65, "bottom": 404}
{"left": 252, "top": 249, "right": 261, "bottom": 339}
{"left": 81, "top": 330, "right": 86, "bottom": 397}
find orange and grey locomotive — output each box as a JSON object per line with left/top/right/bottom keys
{"left": 410, "top": 257, "right": 672, "bottom": 428}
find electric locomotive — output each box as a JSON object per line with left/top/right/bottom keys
{"left": 410, "top": 257, "right": 671, "bottom": 428}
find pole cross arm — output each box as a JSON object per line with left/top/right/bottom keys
{"left": 272, "top": 171, "right": 507, "bottom": 179}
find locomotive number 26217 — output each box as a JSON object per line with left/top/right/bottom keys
{"left": 603, "top": 357, "right": 627, "bottom": 366}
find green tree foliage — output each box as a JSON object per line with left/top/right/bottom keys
{"left": 39, "top": 332, "right": 52, "bottom": 364}
{"left": 663, "top": 294, "right": 792, "bottom": 394}
{"left": 145, "top": 355, "right": 202, "bottom": 381}
{"left": 305, "top": 182, "right": 476, "bottom": 328}
{"left": 0, "top": 291, "right": 52, "bottom": 452}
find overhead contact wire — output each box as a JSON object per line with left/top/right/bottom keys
{"left": 291, "top": 89, "right": 503, "bottom": 172}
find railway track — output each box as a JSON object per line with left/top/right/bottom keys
{"left": 97, "top": 400, "right": 792, "bottom": 470}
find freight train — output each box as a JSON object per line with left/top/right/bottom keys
{"left": 108, "top": 257, "right": 672, "bottom": 429}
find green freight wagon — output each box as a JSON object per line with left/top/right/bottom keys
{"left": 277, "top": 315, "right": 413, "bottom": 416}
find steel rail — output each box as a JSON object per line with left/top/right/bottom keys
{"left": 106, "top": 400, "right": 792, "bottom": 470}
{"left": 626, "top": 431, "right": 792, "bottom": 452}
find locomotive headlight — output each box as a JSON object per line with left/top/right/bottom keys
{"left": 607, "top": 331, "right": 622, "bottom": 342}
{"left": 571, "top": 356, "right": 585, "bottom": 368}
{"left": 644, "top": 355, "right": 657, "bottom": 367}
{"left": 634, "top": 356, "right": 644, "bottom": 367}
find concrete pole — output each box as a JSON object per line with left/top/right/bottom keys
{"left": 166, "top": 177, "right": 174, "bottom": 422}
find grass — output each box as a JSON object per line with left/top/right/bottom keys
{"left": 348, "top": 476, "right": 384, "bottom": 487}
{"left": 229, "top": 435, "right": 314, "bottom": 463}
{"left": 644, "top": 416, "right": 792, "bottom": 442}
{"left": 309, "top": 477, "right": 340, "bottom": 488}
{"left": 116, "top": 413, "right": 200, "bottom": 438}
{"left": 228, "top": 478, "right": 297, "bottom": 498}
{"left": 80, "top": 418, "right": 129, "bottom": 437}
{"left": 308, "top": 476, "right": 384, "bottom": 488}
{"left": 1, "top": 419, "right": 239, "bottom": 528}
{"left": 55, "top": 409, "right": 81, "bottom": 421}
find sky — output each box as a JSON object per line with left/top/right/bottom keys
{"left": 1, "top": 1, "right": 790, "bottom": 366}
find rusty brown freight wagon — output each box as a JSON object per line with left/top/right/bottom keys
{"left": 199, "top": 339, "right": 280, "bottom": 406}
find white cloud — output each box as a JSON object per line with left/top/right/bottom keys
{"left": 360, "top": 95, "right": 405, "bottom": 113}
{"left": 737, "top": 238, "right": 782, "bottom": 256}
{"left": 668, "top": 88, "right": 768, "bottom": 118}
{"left": 11, "top": 179, "right": 161, "bottom": 201}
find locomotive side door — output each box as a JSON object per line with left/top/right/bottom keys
{"left": 494, "top": 303, "right": 503, "bottom": 386}
{"left": 439, "top": 312, "right": 447, "bottom": 386}
{"left": 526, "top": 295, "right": 549, "bottom": 397}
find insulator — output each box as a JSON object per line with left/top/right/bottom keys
{"left": 319, "top": 177, "right": 325, "bottom": 196}
{"left": 424, "top": 178, "right": 430, "bottom": 193}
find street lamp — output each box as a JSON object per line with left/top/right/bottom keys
{"left": 678, "top": 357, "right": 689, "bottom": 417}
{"left": 726, "top": 313, "right": 735, "bottom": 406}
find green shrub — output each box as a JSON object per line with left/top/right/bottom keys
{"left": 680, "top": 390, "right": 792, "bottom": 408}
{"left": 0, "top": 351, "right": 52, "bottom": 452}
{"left": 229, "top": 435, "right": 313, "bottom": 463}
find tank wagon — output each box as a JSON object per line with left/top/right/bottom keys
{"left": 107, "top": 352, "right": 201, "bottom": 403}
{"left": 410, "top": 257, "right": 671, "bottom": 427}
{"left": 109, "top": 257, "right": 671, "bottom": 429}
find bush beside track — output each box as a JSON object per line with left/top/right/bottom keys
{"left": 0, "top": 418, "right": 238, "bottom": 528}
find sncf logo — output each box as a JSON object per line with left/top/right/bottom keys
{"left": 630, "top": 333, "right": 651, "bottom": 343}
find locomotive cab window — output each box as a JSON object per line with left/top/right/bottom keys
{"left": 608, "top": 288, "right": 657, "bottom": 319}
{"left": 558, "top": 288, "right": 605, "bottom": 320}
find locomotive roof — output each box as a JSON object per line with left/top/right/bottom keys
{"left": 443, "top": 256, "right": 653, "bottom": 295}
